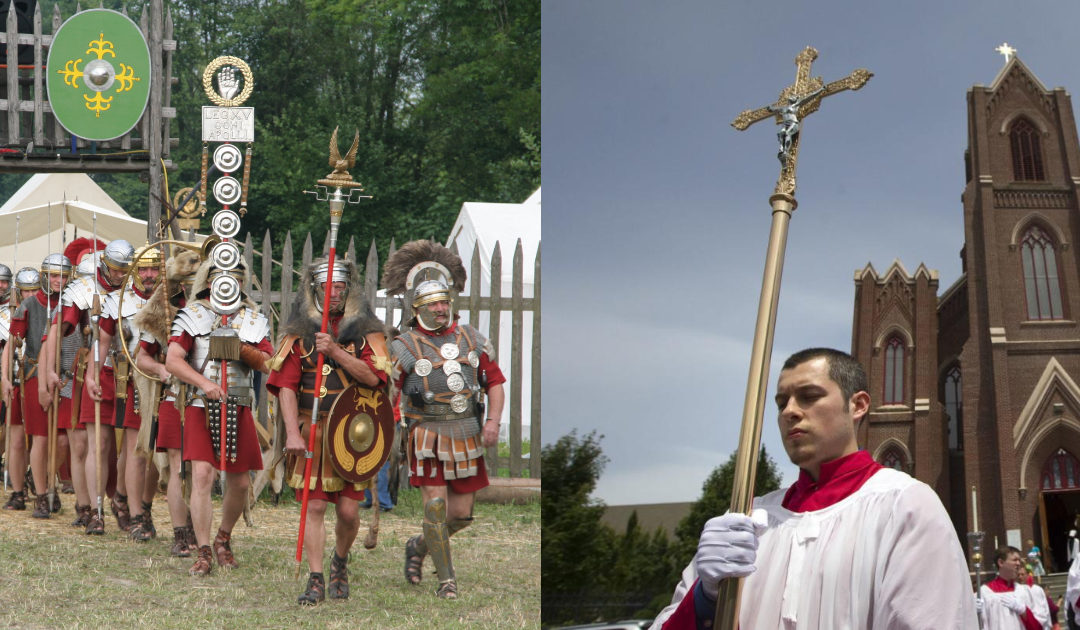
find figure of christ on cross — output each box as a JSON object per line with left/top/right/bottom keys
{"left": 731, "top": 46, "right": 872, "bottom": 196}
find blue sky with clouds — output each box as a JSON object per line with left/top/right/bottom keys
{"left": 542, "top": 0, "right": 1080, "bottom": 505}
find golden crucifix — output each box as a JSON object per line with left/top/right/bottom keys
{"left": 715, "top": 46, "right": 872, "bottom": 630}
{"left": 732, "top": 46, "right": 872, "bottom": 196}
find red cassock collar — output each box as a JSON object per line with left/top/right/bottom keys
{"left": 781, "top": 450, "right": 883, "bottom": 512}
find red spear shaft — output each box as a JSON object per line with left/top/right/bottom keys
{"left": 295, "top": 188, "right": 345, "bottom": 565}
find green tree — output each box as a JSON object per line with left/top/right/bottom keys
{"left": 671, "top": 448, "right": 784, "bottom": 580}
{"left": 541, "top": 430, "right": 617, "bottom": 626}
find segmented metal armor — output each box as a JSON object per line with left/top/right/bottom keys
{"left": 391, "top": 323, "right": 493, "bottom": 480}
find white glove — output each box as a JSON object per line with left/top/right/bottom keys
{"left": 997, "top": 593, "right": 1027, "bottom": 615}
{"left": 974, "top": 595, "right": 983, "bottom": 616}
{"left": 694, "top": 510, "right": 768, "bottom": 600}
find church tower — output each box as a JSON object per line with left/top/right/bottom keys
{"left": 851, "top": 53, "right": 1080, "bottom": 569}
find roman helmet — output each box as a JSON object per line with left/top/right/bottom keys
{"left": 310, "top": 258, "right": 352, "bottom": 313}
{"left": 131, "top": 242, "right": 164, "bottom": 291}
{"left": 13, "top": 266, "right": 39, "bottom": 292}
{"left": 39, "top": 253, "right": 73, "bottom": 295}
{"left": 381, "top": 240, "right": 466, "bottom": 332}
{"left": 100, "top": 239, "right": 135, "bottom": 276}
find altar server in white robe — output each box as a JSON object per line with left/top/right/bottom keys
{"left": 652, "top": 347, "right": 978, "bottom": 630}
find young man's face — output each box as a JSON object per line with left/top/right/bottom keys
{"left": 48, "top": 272, "right": 65, "bottom": 293}
{"left": 775, "top": 356, "right": 869, "bottom": 479}
{"left": 998, "top": 551, "right": 1022, "bottom": 582}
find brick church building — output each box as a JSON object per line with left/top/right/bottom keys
{"left": 852, "top": 54, "right": 1080, "bottom": 572}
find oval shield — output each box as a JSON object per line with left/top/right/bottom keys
{"left": 324, "top": 383, "right": 394, "bottom": 484}
{"left": 46, "top": 9, "right": 151, "bottom": 141}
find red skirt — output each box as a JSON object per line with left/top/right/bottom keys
{"left": 23, "top": 377, "right": 72, "bottom": 436}
{"left": 76, "top": 366, "right": 116, "bottom": 429}
{"left": 182, "top": 405, "right": 263, "bottom": 473}
{"left": 155, "top": 400, "right": 182, "bottom": 451}
{"left": 409, "top": 449, "right": 489, "bottom": 494}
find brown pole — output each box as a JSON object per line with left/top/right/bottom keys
{"left": 714, "top": 192, "right": 796, "bottom": 630}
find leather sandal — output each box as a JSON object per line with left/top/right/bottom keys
{"left": 71, "top": 504, "right": 91, "bottom": 528}
{"left": 213, "top": 529, "right": 239, "bottom": 569}
{"left": 3, "top": 490, "right": 25, "bottom": 510}
{"left": 327, "top": 553, "right": 349, "bottom": 599}
{"left": 189, "top": 545, "right": 213, "bottom": 576}
{"left": 129, "top": 514, "right": 152, "bottom": 542}
{"left": 436, "top": 578, "right": 458, "bottom": 600}
{"left": 404, "top": 535, "right": 425, "bottom": 586}
{"left": 140, "top": 501, "right": 156, "bottom": 538}
{"left": 110, "top": 494, "right": 131, "bottom": 531}
{"left": 171, "top": 527, "right": 192, "bottom": 557}
{"left": 297, "top": 572, "right": 325, "bottom": 606}
{"left": 31, "top": 494, "right": 49, "bottom": 519}
{"left": 85, "top": 512, "right": 105, "bottom": 535}
{"left": 50, "top": 492, "right": 61, "bottom": 514}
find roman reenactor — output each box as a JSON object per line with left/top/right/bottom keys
{"left": 98, "top": 242, "right": 163, "bottom": 540}
{"left": 0, "top": 262, "right": 26, "bottom": 511}
{"left": 45, "top": 239, "right": 133, "bottom": 534}
{"left": 382, "top": 240, "right": 506, "bottom": 600}
{"left": 133, "top": 246, "right": 201, "bottom": 556}
{"left": 18, "top": 257, "right": 72, "bottom": 518}
{"left": 164, "top": 256, "right": 272, "bottom": 576}
{"left": 266, "top": 256, "right": 391, "bottom": 605}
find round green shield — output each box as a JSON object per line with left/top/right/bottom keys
{"left": 46, "top": 9, "right": 151, "bottom": 141}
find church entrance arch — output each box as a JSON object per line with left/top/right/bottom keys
{"left": 1038, "top": 448, "right": 1080, "bottom": 571}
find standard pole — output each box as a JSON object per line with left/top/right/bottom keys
{"left": 714, "top": 193, "right": 796, "bottom": 630}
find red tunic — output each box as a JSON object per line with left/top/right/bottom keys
{"left": 266, "top": 315, "right": 387, "bottom": 502}
{"left": 169, "top": 330, "right": 272, "bottom": 472}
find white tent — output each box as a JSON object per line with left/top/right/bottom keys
{"left": 0, "top": 173, "right": 148, "bottom": 267}
{"left": 447, "top": 188, "right": 540, "bottom": 440}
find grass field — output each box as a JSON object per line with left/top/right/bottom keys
{"left": 0, "top": 487, "right": 540, "bottom": 629}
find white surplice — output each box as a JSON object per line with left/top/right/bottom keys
{"left": 652, "top": 468, "right": 978, "bottom": 630}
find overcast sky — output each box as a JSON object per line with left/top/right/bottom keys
{"left": 542, "top": 1, "right": 1080, "bottom": 505}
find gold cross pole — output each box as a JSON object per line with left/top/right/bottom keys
{"left": 715, "top": 47, "right": 871, "bottom": 630}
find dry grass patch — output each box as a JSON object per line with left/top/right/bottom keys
{"left": 0, "top": 488, "right": 539, "bottom": 629}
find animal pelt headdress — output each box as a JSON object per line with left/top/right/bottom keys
{"left": 133, "top": 248, "right": 201, "bottom": 347}
{"left": 380, "top": 240, "right": 467, "bottom": 328}
{"left": 278, "top": 256, "right": 384, "bottom": 348}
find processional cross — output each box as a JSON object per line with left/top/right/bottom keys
{"left": 731, "top": 46, "right": 872, "bottom": 197}
{"left": 714, "top": 46, "right": 872, "bottom": 630}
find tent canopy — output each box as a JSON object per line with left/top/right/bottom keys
{"left": 447, "top": 187, "right": 540, "bottom": 292}
{"left": 0, "top": 173, "right": 147, "bottom": 266}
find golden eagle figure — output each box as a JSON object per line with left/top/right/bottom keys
{"left": 319, "top": 126, "right": 363, "bottom": 188}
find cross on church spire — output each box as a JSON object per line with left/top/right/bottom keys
{"left": 731, "top": 46, "right": 872, "bottom": 196}
{"left": 996, "top": 42, "right": 1017, "bottom": 63}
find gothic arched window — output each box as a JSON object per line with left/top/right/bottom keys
{"left": 1041, "top": 449, "right": 1080, "bottom": 490}
{"left": 1021, "top": 225, "right": 1064, "bottom": 320}
{"left": 880, "top": 447, "right": 905, "bottom": 471}
{"left": 1011, "top": 117, "right": 1045, "bottom": 181}
{"left": 943, "top": 365, "right": 962, "bottom": 451}
{"left": 883, "top": 336, "right": 905, "bottom": 404}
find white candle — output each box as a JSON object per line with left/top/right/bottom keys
{"left": 971, "top": 485, "right": 979, "bottom": 533}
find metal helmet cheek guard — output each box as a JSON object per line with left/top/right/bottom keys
{"left": 311, "top": 259, "right": 351, "bottom": 313}
{"left": 131, "top": 242, "right": 164, "bottom": 291}
{"left": 412, "top": 277, "right": 453, "bottom": 331}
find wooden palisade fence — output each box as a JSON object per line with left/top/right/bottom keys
{"left": 235, "top": 230, "right": 541, "bottom": 496}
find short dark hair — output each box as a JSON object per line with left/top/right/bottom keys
{"left": 995, "top": 546, "right": 1022, "bottom": 565}
{"left": 782, "top": 348, "right": 868, "bottom": 402}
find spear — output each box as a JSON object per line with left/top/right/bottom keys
{"left": 90, "top": 214, "right": 102, "bottom": 521}
{"left": 47, "top": 205, "right": 68, "bottom": 513}
{"left": 2, "top": 215, "right": 18, "bottom": 494}
{"left": 295, "top": 127, "right": 369, "bottom": 571}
